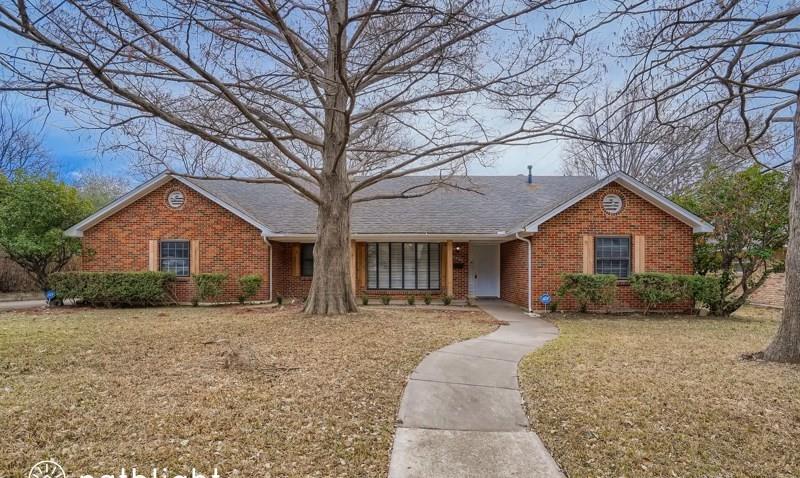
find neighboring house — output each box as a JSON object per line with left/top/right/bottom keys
{"left": 65, "top": 170, "right": 712, "bottom": 311}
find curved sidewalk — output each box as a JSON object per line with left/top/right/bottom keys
{"left": 388, "top": 300, "right": 564, "bottom": 478}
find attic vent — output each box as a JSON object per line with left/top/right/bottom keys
{"left": 167, "top": 190, "right": 186, "bottom": 209}
{"left": 602, "top": 194, "right": 623, "bottom": 214}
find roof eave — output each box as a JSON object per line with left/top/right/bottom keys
{"left": 65, "top": 173, "right": 174, "bottom": 237}
{"left": 521, "top": 172, "right": 714, "bottom": 234}
{"left": 266, "top": 232, "right": 512, "bottom": 242}
{"left": 65, "top": 173, "right": 273, "bottom": 237}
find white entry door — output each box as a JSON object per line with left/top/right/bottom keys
{"left": 471, "top": 243, "right": 500, "bottom": 297}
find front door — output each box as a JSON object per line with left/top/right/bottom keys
{"left": 470, "top": 243, "right": 500, "bottom": 297}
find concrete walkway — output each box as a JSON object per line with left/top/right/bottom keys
{"left": 0, "top": 299, "right": 46, "bottom": 312}
{"left": 388, "top": 300, "right": 564, "bottom": 478}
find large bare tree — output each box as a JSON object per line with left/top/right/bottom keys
{"left": 614, "top": 0, "right": 800, "bottom": 362}
{"left": 564, "top": 87, "right": 759, "bottom": 195}
{"left": 0, "top": 0, "right": 597, "bottom": 314}
{"left": 0, "top": 94, "right": 51, "bottom": 178}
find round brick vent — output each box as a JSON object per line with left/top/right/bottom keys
{"left": 167, "top": 190, "right": 185, "bottom": 209}
{"left": 602, "top": 194, "right": 623, "bottom": 214}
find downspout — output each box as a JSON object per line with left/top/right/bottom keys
{"left": 515, "top": 232, "right": 532, "bottom": 313}
{"left": 262, "top": 235, "right": 273, "bottom": 303}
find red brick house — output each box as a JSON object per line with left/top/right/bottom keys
{"left": 65, "top": 171, "right": 711, "bottom": 311}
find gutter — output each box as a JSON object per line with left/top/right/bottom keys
{"left": 265, "top": 232, "right": 511, "bottom": 242}
{"left": 515, "top": 232, "right": 533, "bottom": 313}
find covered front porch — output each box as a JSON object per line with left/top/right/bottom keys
{"left": 270, "top": 237, "right": 509, "bottom": 301}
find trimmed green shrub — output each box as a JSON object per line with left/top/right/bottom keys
{"left": 407, "top": 295, "right": 416, "bottom": 305}
{"left": 630, "top": 273, "right": 724, "bottom": 315}
{"left": 442, "top": 295, "right": 453, "bottom": 306}
{"left": 380, "top": 295, "right": 391, "bottom": 305}
{"left": 423, "top": 293, "right": 433, "bottom": 305}
{"left": 192, "top": 273, "right": 228, "bottom": 303}
{"left": 557, "top": 274, "right": 617, "bottom": 313}
{"left": 238, "top": 274, "right": 263, "bottom": 303}
{"left": 361, "top": 295, "right": 369, "bottom": 306}
{"left": 548, "top": 300, "right": 559, "bottom": 313}
{"left": 276, "top": 294, "right": 283, "bottom": 305}
{"left": 630, "top": 273, "right": 685, "bottom": 314}
{"left": 49, "top": 271, "right": 176, "bottom": 307}
{"left": 679, "top": 275, "right": 723, "bottom": 314}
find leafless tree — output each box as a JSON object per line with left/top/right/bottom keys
{"left": 74, "top": 170, "right": 130, "bottom": 209}
{"left": 563, "top": 87, "right": 760, "bottom": 195}
{"left": 613, "top": 0, "right": 800, "bottom": 362}
{"left": 0, "top": 94, "right": 51, "bottom": 178}
{"left": 0, "top": 0, "right": 599, "bottom": 314}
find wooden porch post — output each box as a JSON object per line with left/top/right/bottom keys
{"left": 350, "top": 240, "right": 357, "bottom": 293}
{"left": 445, "top": 240, "right": 454, "bottom": 297}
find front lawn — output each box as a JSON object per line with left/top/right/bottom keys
{"left": 0, "top": 305, "right": 497, "bottom": 478}
{"left": 520, "top": 306, "right": 800, "bottom": 478}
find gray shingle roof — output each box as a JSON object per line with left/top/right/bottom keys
{"left": 183, "top": 175, "right": 598, "bottom": 235}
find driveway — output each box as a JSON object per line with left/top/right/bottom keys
{"left": 388, "top": 300, "right": 563, "bottom": 478}
{"left": 0, "top": 300, "right": 46, "bottom": 312}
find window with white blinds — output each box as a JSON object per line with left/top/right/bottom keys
{"left": 367, "top": 242, "right": 441, "bottom": 290}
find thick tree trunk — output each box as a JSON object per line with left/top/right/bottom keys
{"left": 763, "top": 95, "right": 800, "bottom": 363}
{"left": 303, "top": 0, "right": 358, "bottom": 315}
{"left": 303, "top": 176, "right": 358, "bottom": 315}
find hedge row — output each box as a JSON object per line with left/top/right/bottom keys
{"left": 557, "top": 272, "right": 721, "bottom": 314}
{"left": 49, "top": 271, "right": 176, "bottom": 307}
{"left": 556, "top": 274, "right": 617, "bottom": 312}
{"left": 630, "top": 273, "right": 721, "bottom": 314}
{"left": 50, "top": 271, "right": 267, "bottom": 307}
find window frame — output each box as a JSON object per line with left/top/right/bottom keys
{"left": 366, "top": 242, "right": 441, "bottom": 290}
{"left": 159, "top": 240, "right": 190, "bottom": 277}
{"left": 300, "top": 243, "right": 314, "bottom": 278}
{"left": 594, "top": 235, "right": 631, "bottom": 279}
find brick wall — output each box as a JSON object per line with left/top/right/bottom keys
{"left": 271, "top": 241, "right": 312, "bottom": 299}
{"left": 453, "top": 242, "right": 469, "bottom": 299}
{"left": 501, "top": 182, "right": 694, "bottom": 312}
{"left": 82, "top": 179, "right": 270, "bottom": 303}
{"left": 500, "top": 239, "right": 529, "bottom": 307}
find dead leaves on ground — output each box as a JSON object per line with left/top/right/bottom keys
{"left": 519, "top": 309, "right": 800, "bottom": 478}
{"left": 0, "top": 306, "right": 494, "bottom": 478}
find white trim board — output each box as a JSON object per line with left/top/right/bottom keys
{"left": 521, "top": 172, "right": 713, "bottom": 234}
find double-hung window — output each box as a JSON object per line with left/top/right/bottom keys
{"left": 366, "top": 243, "right": 440, "bottom": 290}
{"left": 160, "top": 240, "right": 190, "bottom": 277}
{"left": 594, "top": 237, "right": 630, "bottom": 278}
{"left": 301, "top": 244, "right": 314, "bottom": 277}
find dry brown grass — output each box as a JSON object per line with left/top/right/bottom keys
{"left": 0, "top": 305, "right": 496, "bottom": 478}
{"left": 520, "top": 306, "right": 800, "bottom": 478}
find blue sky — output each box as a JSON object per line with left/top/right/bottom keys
{"left": 8, "top": 93, "right": 569, "bottom": 183}
{"left": 0, "top": 1, "right": 609, "bottom": 183}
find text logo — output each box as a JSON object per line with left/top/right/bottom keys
{"left": 29, "top": 461, "right": 66, "bottom": 478}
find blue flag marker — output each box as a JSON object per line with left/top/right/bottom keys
{"left": 539, "top": 293, "right": 551, "bottom": 305}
